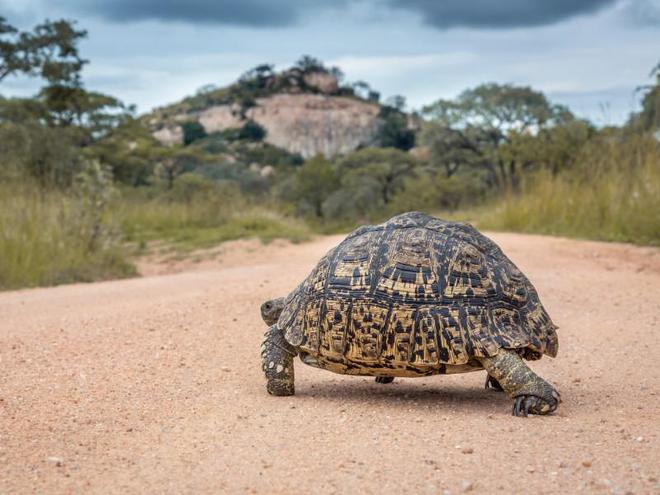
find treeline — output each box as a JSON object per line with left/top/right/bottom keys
{"left": 0, "top": 16, "right": 658, "bottom": 289}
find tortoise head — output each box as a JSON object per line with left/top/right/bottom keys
{"left": 260, "top": 297, "right": 286, "bottom": 326}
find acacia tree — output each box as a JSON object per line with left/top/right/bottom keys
{"left": 0, "top": 17, "right": 131, "bottom": 186}
{"left": 0, "top": 16, "right": 87, "bottom": 84}
{"left": 422, "top": 83, "right": 573, "bottom": 188}
{"left": 336, "top": 147, "right": 418, "bottom": 205}
{"left": 289, "top": 155, "right": 339, "bottom": 217}
{"left": 632, "top": 61, "right": 660, "bottom": 132}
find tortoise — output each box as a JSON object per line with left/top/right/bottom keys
{"left": 260, "top": 212, "right": 560, "bottom": 416}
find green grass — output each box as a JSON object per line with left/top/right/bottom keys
{"left": 0, "top": 184, "right": 310, "bottom": 290}
{"left": 118, "top": 194, "right": 311, "bottom": 252}
{"left": 0, "top": 185, "right": 135, "bottom": 290}
{"left": 472, "top": 134, "right": 660, "bottom": 245}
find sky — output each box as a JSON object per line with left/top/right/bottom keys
{"left": 1, "top": 0, "right": 659, "bottom": 125}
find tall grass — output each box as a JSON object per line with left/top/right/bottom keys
{"left": 0, "top": 183, "right": 311, "bottom": 290}
{"left": 0, "top": 184, "right": 135, "bottom": 290}
{"left": 117, "top": 190, "right": 311, "bottom": 252}
{"left": 475, "top": 134, "right": 660, "bottom": 245}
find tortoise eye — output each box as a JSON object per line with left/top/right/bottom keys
{"left": 264, "top": 303, "right": 272, "bottom": 309}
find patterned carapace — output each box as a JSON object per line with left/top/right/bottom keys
{"left": 277, "top": 212, "right": 558, "bottom": 377}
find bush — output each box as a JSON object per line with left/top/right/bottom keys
{"left": 181, "top": 121, "right": 208, "bottom": 145}
{"left": 475, "top": 134, "right": 660, "bottom": 245}
{"left": 378, "top": 107, "right": 415, "bottom": 150}
{"left": 238, "top": 120, "right": 266, "bottom": 141}
{"left": 280, "top": 155, "right": 339, "bottom": 218}
{"left": 390, "top": 172, "right": 484, "bottom": 213}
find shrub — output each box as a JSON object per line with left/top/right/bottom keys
{"left": 181, "top": 121, "right": 207, "bottom": 145}
{"left": 475, "top": 133, "right": 660, "bottom": 245}
{"left": 238, "top": 120, "right": 266, "bottom": 141}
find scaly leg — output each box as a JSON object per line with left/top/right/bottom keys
{"left": 478, "top": 349, "right": 561, "bottom": 417}
{"left": 261, "top": 325, "right": 297, "bottom": 396}
{"left": 484, "top": 374, "right": 504, "bottom": 392}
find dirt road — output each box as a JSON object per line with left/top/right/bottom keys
{"left": 1, "top": 232, "right": 659, "bottom": 494}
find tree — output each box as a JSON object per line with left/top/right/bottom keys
{"left": 240, "top": 63, "right": 274, "bottom": 82}
{"left": 500, "top": 118, "right": 593, "bottom": 177}
{"left": 419, "top": 122, "right": 486, "bottom": 178}
{"left": 86, "top": 117, "right": 161, "bottom": 186}
{"left": 38, "top": 86, "right": 129, "bottom": 140}
{"left": 423, "top": 83, "right": 567, "bottom": 133}
{"left": 336, "top": 148, "right": 418, "bottom": 205}
{"left": 329, "top": 66, "right": 344, "bottom": 84}
{"left": 294, "top": 55, "right": 325, "bottom": 73}
{"left": 0, "top": 18, "right": 129, "bottom": 144}
{"left": 238, "top": 63, "right": 275, "bottom": 91}
{"left": 289, "top": 155, "right": 339, "bottom": 217}
{"left": 0, "top": 117, "right": 83, "bottom": 188}
{"left": 352, "top": 81, "right": 371, "bottom": 99}
{"left": 632, "top": 61, "right": 660, "bottom": 132}
{"left": 385, "top": 95, "right": 407, "bottom": 112}
{"left": 154, "top": 148, "right": 202, "bottom": 189}
{"left": 422, "top": 83, "right": 574, "bottom": 188}
{"left": 378, "top": 106, "right": 415, "bottom": 150}
{"left": 0, "top": 16, "right": 87, "bottom": 84}
{"left": 367, "top": 90, "right": 381, "bottom": 103}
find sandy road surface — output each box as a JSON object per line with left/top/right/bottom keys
{"left": 1, "top": 232, "right": 659, "bottom": 494}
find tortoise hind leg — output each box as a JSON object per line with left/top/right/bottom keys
{"left": 375, "top": 376, "right": 394, "bottom": 385}
{"left": 478, "top": 349, "right": 561, "bottom": 417}
{"left": 261, "top": 325, "right": 297, "bottom": 396}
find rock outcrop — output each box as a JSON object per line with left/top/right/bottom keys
{"left": 153, "top": 93, "right": 383, "bottom": 159}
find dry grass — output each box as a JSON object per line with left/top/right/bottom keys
{"left": 473, "top": 134, "right": 660, "bottom": 245}
{"left": 0, "top": 184, "right": 135, "bottom": 290}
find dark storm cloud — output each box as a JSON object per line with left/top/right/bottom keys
{"left": 65, "top": 0, "right": 342, "bottom": 26}
{"left": 52, "top": 0, "right": 620, "bottom": 28}
{"left": 386, "top": 0, "right": 619, "bottom": 29}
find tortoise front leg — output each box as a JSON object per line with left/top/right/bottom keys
{"left": 261, "top": 325, "right": 297, "bottom": 396}
{"left": 478, "top": 349, "right": 561, "bottom": 417}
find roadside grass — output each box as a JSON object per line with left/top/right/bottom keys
{"left": 0, "top": 184, "right": 310, "bottom": 290}
{"left": 118, "top": 195, "right": 311, "bottom": 253}
{"left": 0, "top": 184, "right": 135, "bottom": 290}
{"left": 467, "top": 134, "right": 660, "bottom": 246}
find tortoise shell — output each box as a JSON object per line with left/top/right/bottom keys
{"left": 278, "top": 212, "right": 558, "bottom": 377}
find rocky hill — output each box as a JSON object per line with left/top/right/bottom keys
{"left": 145, "top": 61, "right": 415, "bottom": 158}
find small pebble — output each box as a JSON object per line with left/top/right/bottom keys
{"left": 462, "top": 447, "right": 474, "bottom": 454}
{"left": 582, "top": 461, "right": 592, "bottom": 468}
{"left": 47, "top": 457, "right": 64, "bottom": 467}
{"left": 461, "top": 480, "right": 474, "bottom": 492}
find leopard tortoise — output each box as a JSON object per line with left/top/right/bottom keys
{"left": 260, "top": 212, "right": 560, "bottom": 416}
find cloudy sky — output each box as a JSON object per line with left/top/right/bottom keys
{"left": 2, "top": 0, "right": 659, "bottom": 124}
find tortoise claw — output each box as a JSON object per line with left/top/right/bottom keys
{"left": 512, "top": 395, "right": 558, "bottom": 417}
{"left": 485, "top": 374, "right": 504, "bottom": 392}
{"left": 512, "top": 396, "right": 526, "bottom": 417}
